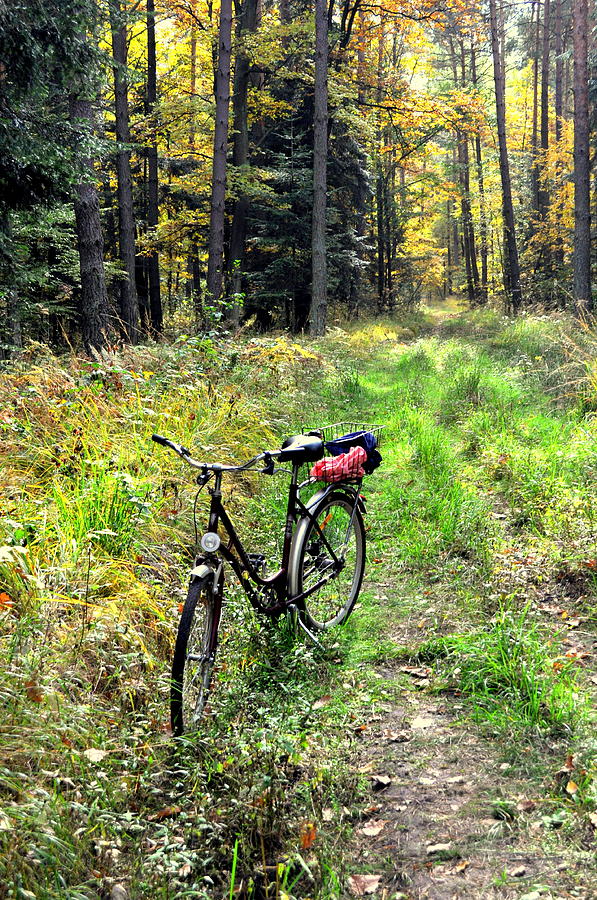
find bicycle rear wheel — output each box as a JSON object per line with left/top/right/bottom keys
{"left": 290, "top": 491, "right": 366, "bottom": 631}
{"left": 171, "top": 574, "right": 221, "bottom": 735}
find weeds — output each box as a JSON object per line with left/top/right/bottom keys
{"left": 417, "top": 604, "right": 580, "bottom": 734}
{"left": 0, "top": 307, "right": 596, "bottom": 897}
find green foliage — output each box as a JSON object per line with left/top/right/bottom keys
{"left": 51, "top": 468, "right": 151, "bottom": 557}
{"left": 417, "top": 605, "right": 579, "bottom": 734}
{"left": 1, "top": 309, "right": 596, "bottom": 897}
{"left": 0, "top": 0, "right": 99, "bottom": 209}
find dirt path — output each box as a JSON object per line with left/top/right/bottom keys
{"left": 336, "top": 304, "right": 596, "bottom": 900}
{"left": 345, "top": 660, "right": 594, "bottom": 899}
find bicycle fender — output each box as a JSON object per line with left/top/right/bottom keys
{"left": 190, "top": 563, "right": 212, "bottom": 582}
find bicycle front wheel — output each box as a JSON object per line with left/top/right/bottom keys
{"left": 290, "top": 491, "right": 366, "bottom": 631}
{"left": 171, "top": 574, "right": 221, "bottom": 735}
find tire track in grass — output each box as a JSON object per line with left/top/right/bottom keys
{"left": 324, "top": 306, "right": 596, "bottom": 900}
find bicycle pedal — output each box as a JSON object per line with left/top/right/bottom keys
{"left": 247, "top": 553, "right": 267, "bottom": 574}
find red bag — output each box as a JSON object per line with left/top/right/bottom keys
{"left": 310, "top": 445, "right": 367, "bottom": 483}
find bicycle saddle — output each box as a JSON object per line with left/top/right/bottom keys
{"left": 279, "top": 434, "right": 324, "bottom": 462}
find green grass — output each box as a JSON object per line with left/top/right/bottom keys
{"left": 0, "top": 306, "right": 596, "bottom": 897}
{"left": 416, "top": 604, "right": 580, "bottom": 734}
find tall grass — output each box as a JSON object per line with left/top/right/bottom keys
{"left": 51, "top": 468, "right": 150, "bottom": 557}
{"left": 417, "top": 605, "right": 579, "bottom": 734}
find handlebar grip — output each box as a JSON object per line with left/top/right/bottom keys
{"left": 152, "top": 433, "right": 171, "bottom": 447}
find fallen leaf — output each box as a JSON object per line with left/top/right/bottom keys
{"left": 347, "top": 874, "right": 382, "bottom": 895}
{"left": 300, "top": 821, "right": 317, "bottom": 850}
{"left": 61, "top": 734, "right": 74, "bottom": 749}
{"left": 148, "top": 805, "right": 182, "bottom": 821}
{"left": 556, "top": 754, "right": 575, "bottom": 776}
{"left": 517, "top": 799, "right": 537, "bottom": 813}
{"left": 83, "top": 748, "right": 108, "bottom": 763}
{"left": 399, "top": 666, "right": 431, "bottom": 678}
{"left": 565, "top": 649, "right": 590, "bottom": 660}
{"left": 411, "top": 716, "right": 434, "bottom": 730}
{"left": 566, "top": 618, "right": 581, "bottom": 628}
{"left": 566, "top": 780, "right": 578, "bottom": 795}
{"left": 358, "top": 820, "right": 387, "bottom": 837}
{"left": 454, "top": 860, "right": 469, "bottom": 873}
{"left": 25, "top": 680, "right": 43, "bottom": 703}
{"left": 0, "top": 591, "right": 13, "bottom": 609}
{"left": 178, "top": 863, "right": 192, "bottom": 877}
{"left": 384, "top": 729, "right": 411, "bottom": 743}
{"left": 589, "top": 812, "right": 597, "bottom": 828}
{"left": 322, "top": 807, "right": 334, "bottom": 822}
{"left": 312, "top": 695, "right": 331, "bottom": 710}
{"left": 509, "top": 865, "right": 526, "bottom": 877}
{"left": 370, "top": 774, "right": 392, "bottom": 791}
{"left": 426, "top": 843, "right": 453, "bottom": 855}
{"left": 446, "top": 776, "right": 466, "bottom": 785}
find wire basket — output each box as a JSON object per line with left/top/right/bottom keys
{"left": 307, "top": 422, "right": 385, "bottom": 456}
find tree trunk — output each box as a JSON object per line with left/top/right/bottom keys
{"left": 554, "top": 0, "right": 564, "bottom": 271}
{"left": 446, "top": 197, "right": 453, "bottom": 294}
{"left": 357, "top": 7, "right": 366, "bottom": 106}
{"left": 489, "top": 0, "right": 523, "bottom": 311}
{"left": 206, "top": 0, "right": 233, "bottom": 304}
{"left": 146, "top": 0, "right": 162, "bottom": 334}
{"left": 8, "top": 291, "right": 22, "bottom": 354}
{"left": 451, "top": 145, "right": 460, "bottom": 269}
{"left": 538, "top": 0, "right": 551, "bottom": 223}
{"left": 376, "top": 19, "right": 385, "bottom": 310}
{"left": 69, "top": 96, "right": 113, "bottom": 353}
{"left": 449, "top": 36, "right": 479, "bottom": 305}
{"left": 310, "top": 0, "right": 328, "bottom": 336}
{"left": 109, "top": 0, "right": 140, "bottom": 342}
{"left": 186, "top": 0, "right": 200, "bottom": 316}
{"left": 471, "top": 42, "right": 488, "bottom": 302}
{"left": 530, "top": 0, "right": 540, "bottom": 219}
{"left": 573, "top": 0, "right": 592, "bottom": 314}
{"left": 228, "top": 0, "right": 260, "bottom": 325}
{"left": 189, "top": 0, "right": 197, "bottom": 146}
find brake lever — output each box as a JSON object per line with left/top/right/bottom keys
{"left": 261, "top": 453, "right": 275, "bottom": 475}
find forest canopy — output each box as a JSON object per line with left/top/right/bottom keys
{"left": 0, "top": 0, "right": 594, "bottom": 356}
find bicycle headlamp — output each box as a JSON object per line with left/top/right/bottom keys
{"left": 200, "top": 531, "right": 221, "bottom": 553}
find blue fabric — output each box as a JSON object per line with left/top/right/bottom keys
{"left": 324, "top": 431, "right": 382, "bottom": 474}
{"left": 325, "top": 430, "right": 376, "bottom": 456}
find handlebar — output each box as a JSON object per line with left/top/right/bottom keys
{"left": 152, "top": 433, "right": 283, "bottom": 473}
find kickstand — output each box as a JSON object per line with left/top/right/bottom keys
{"left": 288, "top": 604, "right": 324, "bottom": 650}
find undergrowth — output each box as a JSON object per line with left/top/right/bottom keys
{"left": 0, "top": 304, "right": 596, "bottom": 897}
{"left": 416, "top": 604, "right": 580, "bottom": 734}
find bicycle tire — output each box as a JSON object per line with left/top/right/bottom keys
{"left": 171, "top": 574, "right": 220, "bottom": 735}
{"left": 290, "top": 490, "right": 366, "bottom": 631}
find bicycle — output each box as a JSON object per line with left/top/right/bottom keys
{"left": 152, "top": 422, "right": 383, "bottom": 735}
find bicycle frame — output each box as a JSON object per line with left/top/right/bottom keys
{"left": 196, "top": 461, "right": 363, "bottom": 617}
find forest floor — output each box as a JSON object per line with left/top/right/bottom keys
{"left": 319, "top": 299, "right": 597, "bottom": 900}
{"left": 1, "top": 300, "right": 596, "bottom": 899}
